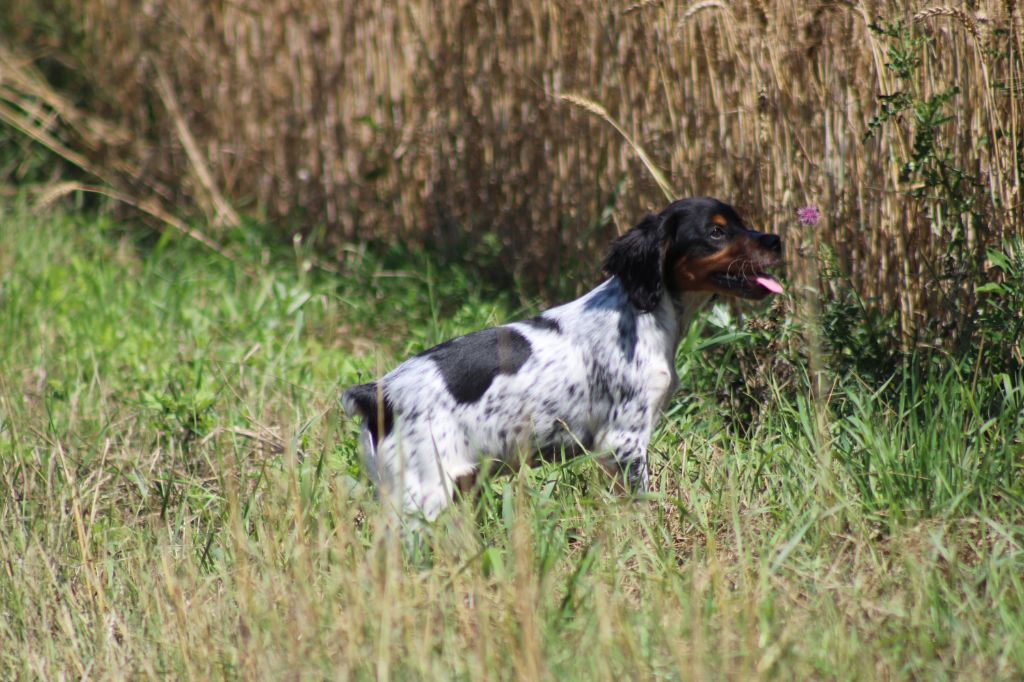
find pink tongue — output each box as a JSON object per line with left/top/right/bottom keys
{"left": 755, "top": 276, "right": 784, "bottom": 294}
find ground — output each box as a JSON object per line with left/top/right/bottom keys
{"left": 1, "top": 204, "right": 1022, "bottom": 679}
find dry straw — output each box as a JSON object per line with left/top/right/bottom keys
{"left": 1, "top": 0, "right": 1022, "bottom": 344}
{"left": 560, "top": 93, "right": 676, "bottom": 205}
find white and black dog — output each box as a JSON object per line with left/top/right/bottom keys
{"left": 343, "top": 198, "right": 783, "bottom": 521}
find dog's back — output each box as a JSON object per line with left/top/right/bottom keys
{"left": 342, "top": 198, "right": 783, "bottom": 521}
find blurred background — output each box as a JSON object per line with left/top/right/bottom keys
{"left": 2, "top": 0, "right": 1022, "bottom": 361}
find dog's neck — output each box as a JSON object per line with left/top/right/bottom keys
{"left": 655, "top": 289, "right": 713, "bottom": 354}
{"left": 674, "top": 291, "right": 714, "bottom": 337}
{"left": 577, "top": 278, "right": 712, "bottom": 360}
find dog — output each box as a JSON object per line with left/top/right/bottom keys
{"left": 342, "top": 197, "right": 783, "bottom": 521}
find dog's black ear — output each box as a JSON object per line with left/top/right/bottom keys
{"left": 603, "top": 213, "right": 665, "bottom": 312}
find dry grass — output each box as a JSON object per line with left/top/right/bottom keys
{"left": 1, "top": 0, "right": 1023, "bottom": 341}
{"left": 1, "top": 206, "right": 1022, "bottom": 679}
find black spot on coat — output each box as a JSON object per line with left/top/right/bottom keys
{"left": 420, "top": 327, "right": 532, "bottom": 404}
{"left": 522, "top": 315, "right": 562, "bottom": 333}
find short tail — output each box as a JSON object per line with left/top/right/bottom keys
{"left": 341, "top": 381, "right": 394, "bottom": 446}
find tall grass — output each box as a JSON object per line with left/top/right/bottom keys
{"left": 1, "top": 203, "right": 1022, "bottom": 678}
{"left": 1, "top": 0, "right": 1022, "bottom": 344}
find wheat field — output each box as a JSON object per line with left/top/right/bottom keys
{"left": 2, "top": 0, "right": 1022, "bottom": 342}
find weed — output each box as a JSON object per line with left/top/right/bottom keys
{"left": 977, "top": 236, "right": 1024, "bottom": 373}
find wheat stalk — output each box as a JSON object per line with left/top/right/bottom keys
{"left": 34, "top": 182, "right": 249, "bottom": 273}
{"left": 677, "top": 0, "right": 739, "bottom": 46}
{"left": 560, "top": 93, "right": 676, "bottom": 202}
{"left": 623, "top": 0, "right": 662, "bottom": 15}
{"left": 153, "top": 64, "right": 241, "bottom": 230}
{"left": 681, "top": 0, "right": 730, "bottom": 21}
{"left": 913, "top": 6, "right": 981, "bottom": 42}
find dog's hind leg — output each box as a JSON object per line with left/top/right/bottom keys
{"left": 377, "top": 420, "right": 476, "bottom": 523}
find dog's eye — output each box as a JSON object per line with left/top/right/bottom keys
{"left": 709, "top": 226, "right": 726, "bottom": 240}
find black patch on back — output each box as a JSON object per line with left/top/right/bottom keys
{"left": 421, "top": 327, "right": 532, "bottom": 404}
{"left": 522, "top": 315, "right": 562, "bottom": 333}
{"left": 344, "top": 382, "right": 394, "bottom": 446}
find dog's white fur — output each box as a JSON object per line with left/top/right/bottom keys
{"left": 344, "top": 279, "right": 709, "bottom": 520}
{"left": 342, "top": 197, "right": 782, "bottom": 522}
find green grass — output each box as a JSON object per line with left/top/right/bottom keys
{"left": 1, "top": 202, "right": 1022, "bottom": 680}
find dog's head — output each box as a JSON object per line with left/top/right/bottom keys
{"left": 603, "top": 197, "right": 783, "bottom": 312}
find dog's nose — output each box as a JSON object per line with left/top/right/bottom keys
{"left": 758, "top": 233, "right": 782, "bottom": 253}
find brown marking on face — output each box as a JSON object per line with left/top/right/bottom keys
{"left": 711, "top": 214, "right": 728, "bottom": 227}
{"left": 672, "top": 235, "right": 780, "bottom": 296}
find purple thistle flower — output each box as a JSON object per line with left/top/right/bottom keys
{"left": 797, "top": 205, "right": 821, "bottom": 227}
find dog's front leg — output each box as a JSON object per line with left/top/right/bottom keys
{"left": 598, "top": 426, "right": 652, "bottom": 494}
